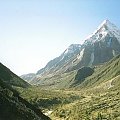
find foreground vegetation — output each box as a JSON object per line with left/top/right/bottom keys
{"left": 18, "top": 74, "right": 120, "bottom": 120}
{"left": 0, "top": 79, "right": 50, "bottom": 120}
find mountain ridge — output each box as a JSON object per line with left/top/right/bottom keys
{"left": 21, "top": 20, "right": 120, "bottom": 86}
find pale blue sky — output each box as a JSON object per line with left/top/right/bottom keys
{"left": 0, "top": 0, "right": 120, "bottom": 75}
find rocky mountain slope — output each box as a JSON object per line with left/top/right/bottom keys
{"left": 37, "top": 44, "right": 81, "bottom": 75}
{"left": 21, "top": 73, "right": 36, "bottom": 82}
{"left": 70, "top": 20, "right": 120, "bottom": 71}
{"left": 21, "top": 20, "right": 120, "bottom": 86}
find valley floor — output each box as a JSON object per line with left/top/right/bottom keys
{"left": 17, "top": 75, "right": 120, "bottom": 120}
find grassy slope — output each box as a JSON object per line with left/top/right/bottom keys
{"left": 77, "top": 54, "right": 120, "bottom": 89}
{"left": 0, "top": 63, "right": 30, "bottom": 88}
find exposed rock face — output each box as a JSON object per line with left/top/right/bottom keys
{"left": 36, "top": 44, "right": 82, "bottom": 75}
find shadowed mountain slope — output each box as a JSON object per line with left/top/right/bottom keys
{"left": 0, "top": 63, "right": 30, "bottom": 88}
{"left": 0, "top": 62, "right": 51, "bottom": 120}
{"left": 0, "top": 78, "right": 51, "bottom": 120}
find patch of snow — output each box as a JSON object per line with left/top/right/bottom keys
{"left": 112, "top": 50, "right": 116, "bottom": 56}
{"left": 88, "top": 52, "right": 94, "bottom": 66}
{"left": 107, "top": 38, "right": 112, "bottom": 47}
{"left": 77, "top": 48, "right": 84, "bottom": 61}
{"left": 108, "top": 82, "right": 113, "bottom": 89}
{"left": 44, "top": 110, "right": 53, "bottom": 116}
{"left": 107, "top": 79, "right": 114, "bottom": 89}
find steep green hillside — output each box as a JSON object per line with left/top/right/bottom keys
{"left": 77, "top": 54, "right": 120, "bottom": 89}
{"left": 0, "top": 63, "right": 30, "bottom": 88}
{"left": 0, "top": 78, "right": 50, "bottom": 120}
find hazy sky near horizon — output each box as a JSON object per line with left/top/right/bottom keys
{"left": 0, "top": 0, "right": 120, "bottom": 75}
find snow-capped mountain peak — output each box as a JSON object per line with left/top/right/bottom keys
{"left": 22, "top": 20, "right": 120, "bottom": 85}
{"left": 84, "top": 20, "right": 120, "bottom": 44}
